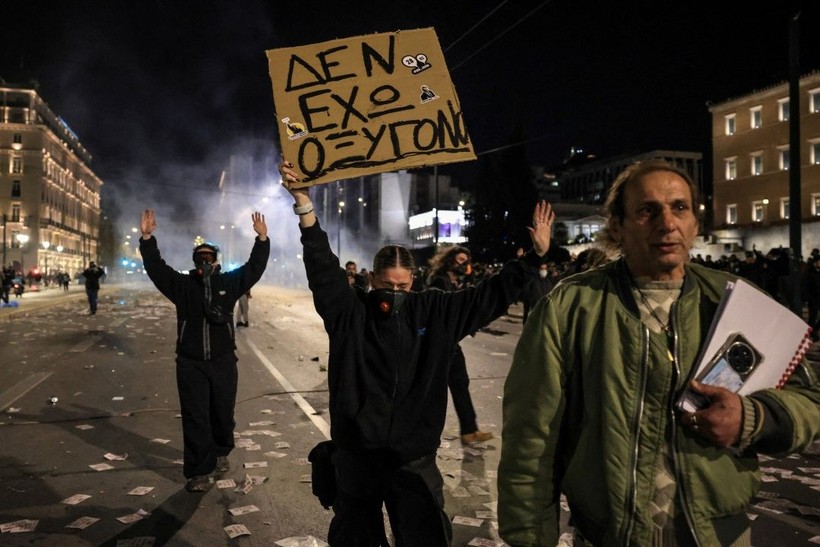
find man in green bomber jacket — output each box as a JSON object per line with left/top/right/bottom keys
{"left": 498, "top": 160, "right": 820, "bottom": 546}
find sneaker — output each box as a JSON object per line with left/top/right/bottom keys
{"left": 216, "top": 456, "right": 230, "bottom": 472}
{"left": 185, "top": 475, "right": 211, "bottom": 492}
{"left": 461, "top": 430, "right": 494, "bottom": 444}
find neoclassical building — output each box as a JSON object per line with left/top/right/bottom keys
{"left": 0, "top": 82, "right": 103, "bottom": 279}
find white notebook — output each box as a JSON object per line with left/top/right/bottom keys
{"left": 677, "top": 278, "right": 812, "bottom": 412}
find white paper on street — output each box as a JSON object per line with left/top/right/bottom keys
{"left": 217, "top": 479, "right": 237, "bottom": 489}
{"left": 89, "top": 463, "right": 115, "bottom": 471}
{"left": 116, "top": 508, "right": 151, "bottom": 524}
{"left": 275, "top": 441, "right": 290, "bottom": 449}
{"left": 224, "top": 524, "right": 252, "bottom": 538}
{"left": 452, "top": 515, "right": 483, "bottom": 527}
{"left": 150, "top": 438, "right": 171, "bottom": 444}
{"left": 65, "top": 516, "right": 100, "bottom": 529}
{"left": 243, "top": 461, "right": 268, "bottom": 469}
{"left": 127, "top": 486, "right": 155, "bottom": 496}
{"left": 1, "top": 519, "right": 38, "bottom": 533}
{"left": 249, "top": 420, "right": 276, "bottom": 426}
{"left": 61, "top": 493, "right": 92, "bottom": 505}
{"left": 104, "top": 452, "right": 128, "bottom": 461}
{"left": 228, "top": 504, "right": 260, "bottom": 516}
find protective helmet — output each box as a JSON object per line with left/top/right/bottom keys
{"left": 192, "top": 242, "right": 220, "bottom": 263}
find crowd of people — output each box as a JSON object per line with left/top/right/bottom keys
{"left": 13, "top": 157, "right": 815, "bottom": 545}
{"left": 272, "top": 157, "right": 819, "bottom": 546}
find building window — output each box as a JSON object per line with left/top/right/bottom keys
{"left": 780, "top": 198, "right": 790, "bottom": 219}
{"left": 724, "top": 114, "right": 736, "bottom": 135}
{"left": 11, "top": 203, "right": 20, "bottom": 222}
{"left": 778, "top": 98, "right": 789, "bottom": 121}
{"left": 751, "top": 153, "right": 763, "bottom": 176}
{"left": 811, "top": 88, "right": 820, "bottom": 113}
{"left": 726, "top": 204, "right": 737, "bottom": 224}
{"left": 813, "top": 194, "right": 820, "bottom": 216}
{"left": 750, "top": 106, "right": 762, "bottom": 129}
{"left": 11, "top": 180, "right": 21, "bottom": 197}
{"left": 725, "top": 158, "right": 737, "bottom": 180}
{"left": 752, "top": 201, "right": 765, "bottom": 222}
{"left": 11, "top": 133, "right": 22, "bottom": 150}
{"left": 812, "top": 139, "right": 820, "bottom": 164}
{"left": 778, "top": 147, "right": 790, "bottom": 170}
{"left": 11, "top": 157, "right": 23, "bottom": 174}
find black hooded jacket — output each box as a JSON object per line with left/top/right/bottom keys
{"left": 140, "top": 235, "right": 270, "bottom": 360}
{"left": 301, "top": 221, "right": 541, "bottom": 465}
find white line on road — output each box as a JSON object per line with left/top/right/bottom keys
{"left": 0, "top": 372, "right": 53, "bottom": 411}
{"left": 244, "top": 337, "right": 331, "bottom": 440}
{"left": 70, "top": 335, "right": 102, "bottom": 353}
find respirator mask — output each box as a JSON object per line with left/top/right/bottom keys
{"left": 369, "top": 288, "right": 408, "bottom": 317}
{"left": 192, "top": 243, "right": 220, "bottom": 279}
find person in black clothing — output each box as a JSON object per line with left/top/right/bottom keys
{"left": 81, "top": 261, "right": 105, "bottom": 314}
{"left": 803, "top": 255, "right": 820, "bottom": 339}
{"left": 521, "top": 262, "right": 553, "bottom": 324}
{"left": 1, "top": 265, "right": 14, "bottom": 304}
{"left": 139, "top": 208, "right": 270, "bottom": 492}
{"left": 280, "top": 160, "right": 554, "bottom": 546}
{"left": 426, "top": 245, "right": 493, "bottom": 445}
{"left": 737, "top": 250, "right": 768, "bottom": 290}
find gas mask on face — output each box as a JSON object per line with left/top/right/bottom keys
{"left": 195, "top": 260, "right": 216, "bottom": 278}
{"left": 192, "top": 243, "right": 220, "bottom": 278}
{"left": 369, "top": 288, "right": 408, "bottom": 317}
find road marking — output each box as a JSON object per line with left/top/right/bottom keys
{"left": 0, "top": 372, "right": 53, "bottom": 410}
{"left": 244, "top": 337, "right": 331, "bottom": 440}
{"left": 70, "top": 335, "right": 102, "bottom": 353}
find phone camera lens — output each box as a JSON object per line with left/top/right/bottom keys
{"left": 727, "top": 342, "right": 756, "bottom": 374}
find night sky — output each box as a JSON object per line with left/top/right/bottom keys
{"left": 2, "top": 0, "right": 819, "bottom": 216}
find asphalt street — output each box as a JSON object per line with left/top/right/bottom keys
{"left": 0, "top": 282, "right": 818, "bottom": 546}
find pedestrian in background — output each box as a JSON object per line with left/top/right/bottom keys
{"left": 427, "top": 245, "right": 493, "bottom": 444}
{"left": 280, "top": 159, "right": 553, "bottom": 546}
{"left": 139, "top": 208, "right": 269, "bottom": 492}
{"left": 498, "top": 159, "right": 820, "bottom": 546}
{"left": 235, "top": 290, "right": 251, "bottom": 327}
{"left": 1, "top": 264, "right": 13, "bottom": 304}
{"left": 520, "top": 261, "right": 553, "bottom": 324}
{"left": 82, "top": 261, "right": 105, "bottom": 315}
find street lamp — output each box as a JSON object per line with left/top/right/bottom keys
{"left": 337, "top": 201, "right": 345, "bottom": 257}
{"left": 55, "top": 244, "right": 64, "bottom": 274}
{"left": 42, "top": 241, "right": 50, "bottom": 283}
{"left": 16, "top": 233, "right": 29, "bottom": 276}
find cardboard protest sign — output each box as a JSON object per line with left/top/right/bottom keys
{"left": 266, "top": 28, "right": 475, "bottom": 187}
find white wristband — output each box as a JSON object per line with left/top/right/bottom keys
{"left": 293, "top": 202, "right": 314, "bottom": 215}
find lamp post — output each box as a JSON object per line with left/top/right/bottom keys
{"left": 337, "top": 200, "right": 345, "bottom": 257}
{"left": 1, "top": 213, "right": 6, "bottom": 267}
{"left": 16, "top": 233, "right": 29, "bottom": 277}
{"left": 56, "top": 244, "right": 64, "bottom": 275}
{"left": 42, "top": 241, "right": 50, "bottom": 285}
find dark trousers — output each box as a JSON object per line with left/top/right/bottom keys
{"left": 1, "top": 286, "right": 9, "bottom": 304}
{"left": 328, "top": 450, "right": 452, "bottom": 547}
{"left": 448, "top": 345, "right": 478, "bottom": 435}
{"left": 85, "top": 287, "right": 98, "bottom": 313}
{"left": 176, "top": 353, "right": 238, "bottom": 478}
